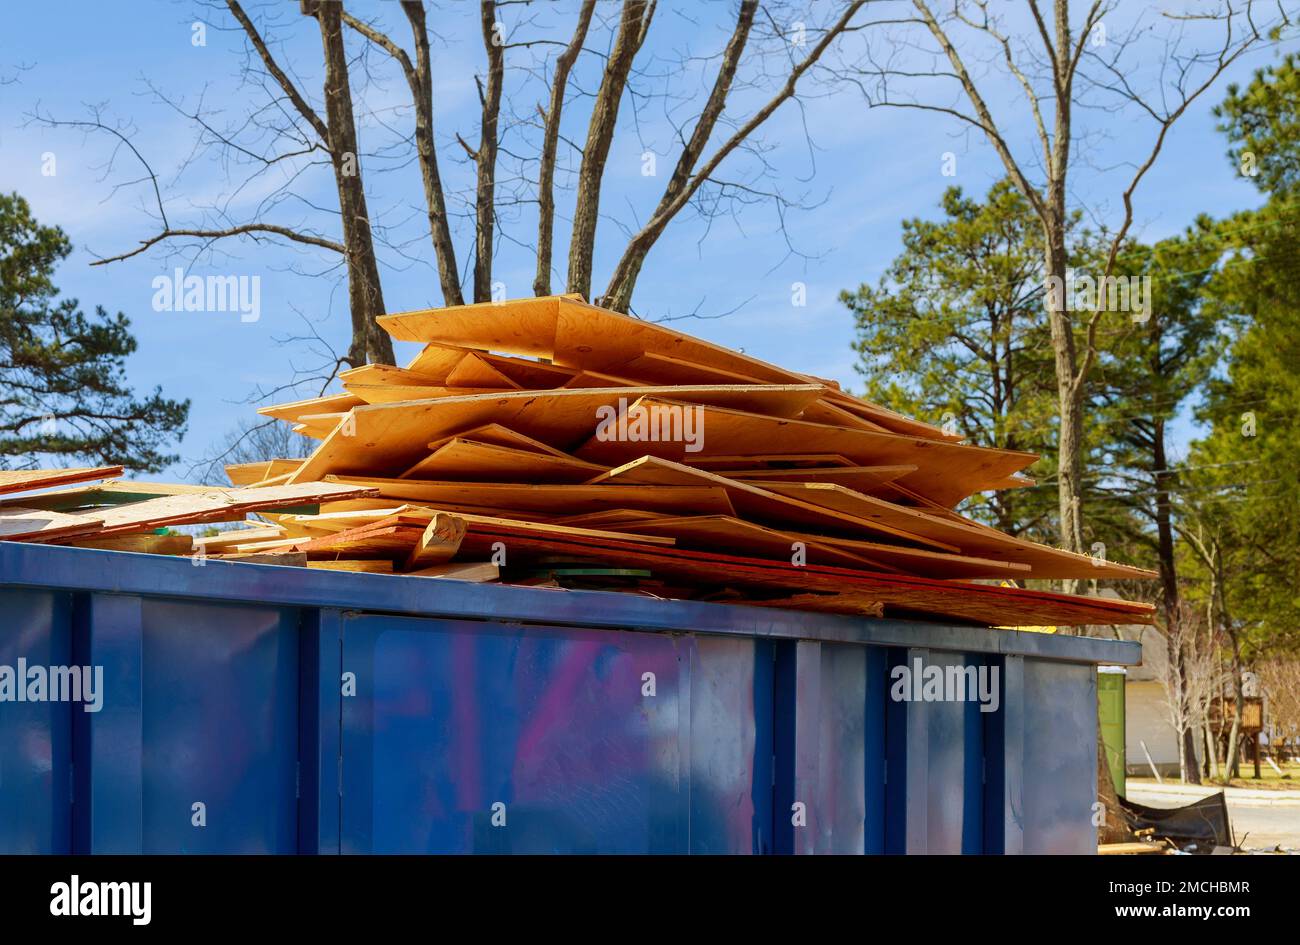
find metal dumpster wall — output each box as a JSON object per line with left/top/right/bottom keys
{"left": 0, "top": 544, "right": 1138, "bottom": 854}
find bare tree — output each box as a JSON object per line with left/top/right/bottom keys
{"left": 1157, "top": 600, "right": 1224, "bottom": 783}
{"left": 841, "top": 1, "right": 1272, "bottom": 571}
{"left": 36, "top": 1, "right": 880, "bottom": 373}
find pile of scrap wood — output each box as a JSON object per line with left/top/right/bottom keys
{"left": 0, "top": 295, "right": 1156, "bottom": 627}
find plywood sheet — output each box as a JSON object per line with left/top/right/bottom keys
{"left": 287, "top": 385, "right": 826, "bottom": 483}
{"left": 575, "top": 398, "right": 1037, "bottom": 508}
{"left": 588, "top": 456, "right": 956, "bottom": 550}
{"left": 323, "top": 475, "right": 737, "bottom": 517}
{"left": 0, "top": 466, "right": 123, "bottom": 496}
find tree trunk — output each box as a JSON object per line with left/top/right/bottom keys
{"left": 306, "top": 0, "right": 394, "bottom": 365}
{"left": 534, "top": 0, "right": 595, "bottom": 298}
{"left": 403, "top": 0, "right": 464, "bottom": 307}
{"left": 1042, "top": 229, "right": 1086, "bottom": 574}
{"left": 1225, "top": 641, "right": 1244, "bottom": 780}
{"left": 1152, "top": 419, "right": 1201, "bottom": 783}
{"left": 472, "top": 0, "right": 504, "bottom": 303}
{"left": 566, "top": 0, "right": 653, "bottom": 299}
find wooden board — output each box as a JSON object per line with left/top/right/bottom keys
{"left": 34, "top": 482, "right": 378, "bottom": 542}
{"left": 609, "top": 514, "right": 897, "bottom": 570}
{"left": 322, "top": 475, "right": 737, "bottom": 517}
{"left": 753, "top": 480, "right": 1155, "bottom": 580}
{"left": 574, "top": 397, "right": 1037, "bottom": 508}
{"left": 286, "top": 385, "right": 827, "bottom": 483}
{"left": 408, "top": 561, "right": 500, "bottom": 581}
{"left": 400, "top": 438, "right": 606, "bottom": 483}
{"left": 587, "top": 457, "right": 957, "bottom": 551}
{"left": 451, "top": 520, "right": 1157, "bottom": 626}
{"left": 69, "top": 533, "right": 194, "bottom": 555}
{"left": 0, "top": 508, "right": 105, "bottom": 542}
{"left": 258, "top": 392, "right": 364, "bottom": 423}
{"left": 378, "top": 296, "right": 952, "bottom": 439}
{"left": 686, "top": 454, "right": 855, "bottom": 470}
{"left": 226, "top": 459, "right": 304, "bottom": 486}
{"left": 343, "top": 384, "right": 509, "bottom": 405}
{"left": 718, "top": 464, "right": 917, "bottom": 495}
{"left": 0, "top": 466, "right": 123, "bottom": 496}
{"left": 307, "top": 559, "right": 394, "bottom": 573}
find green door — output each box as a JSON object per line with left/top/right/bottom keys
{"left": 1098, "top": 668, "right": 1127, "bottom": 796}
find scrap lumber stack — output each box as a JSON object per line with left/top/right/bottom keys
{"left": 0, "top": 295, "right": 1156, "bottom": 628}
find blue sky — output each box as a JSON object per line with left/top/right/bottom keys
{"left": 1, "top": 1, "right": 1288, "bottom": 481}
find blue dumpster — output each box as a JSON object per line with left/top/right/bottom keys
{"left": 0, "top": 541, "right": 1137, "bottom": 854}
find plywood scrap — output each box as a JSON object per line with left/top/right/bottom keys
{"left": 36, "top": 481, "right": 378, "bottom": 542}
{"left": 0, "top": 508, "right": 105, "bottom": 542}
{"left": 287, "top": 384, "right": 828, "bottom": 483}
{"left": 0, "top": 466, "right": 123, "bottom": 495}
{"left": 575, "top": 398, "right": 1036, "bottom": 508}
{"left": 69, "top": 533, "right": 194, "bottom": 555}
{"left": 323, "top": 475, "right": 737, "bottom": 517}
{"left": 400, "top": 438, "right": 606, "bottom": 483}
{"left": 452, "top": 520, "right": 1155, "bottom": 626}
{"left": 307, "top": 559, "right": 395, "bottom": 573}
{"left": 407, "top": 561, "right": 500, "bottom": 582}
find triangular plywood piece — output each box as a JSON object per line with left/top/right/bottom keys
{"left": 425, "top": 423, "right": 571, "bottom": 459}
{"left": 444, "top": 352, "right": 523, "bottom": 390}
{"left": 400, "top": 438, "right": 606, "bottom": 483}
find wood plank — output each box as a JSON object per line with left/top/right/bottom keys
{"left": 407, "top": 561, "right": 500, "bottom": 581}
{"left": 258, "top": 392, "right": 364, "bottom": 423}
{"left": 686, "top": 453, "right": 855, "bottom": 470}
{"left": 0, "top": 508, "right": 105, "bottom": 541}
{"left": 753, "top": 481, "right": 1155, "bottom": 580}
{"left": 574, "top": 397, "right": 1037, "bottom": 508}
{"left": 343, "top": 384, "right": 509, "bottom": 405}
{"left": 720, "top": 464, "right": 917, "bottom": 495}
{"left": 769, "top": 528, "right": 1034, "bottom": 580}
{"left": 69, "top": 533, "right": 194, "bottom": 555}
{"left": 587, "top": 456, "right": 957, "bottom": 551}
{"left": 287, "top": 385, "right": 826, "bottom": 483}
{"left": 193, "top": 525, "right": 287, "bottom": 552}
{"left": 377, "top": 296, "right": 952, "bottom": 439}
{"left": 226, "top": 458, "right": 303, "bottom": 486}
{"left": 307, "top": 559, "right": 394, "bottom": 573}
{"left": 322, "top": 475, "right": 737, "bottom": 517}
{"left": 0, "top": 466, "right": 123, "bottom": 496}
{"left": 609, "top": 514, "right": 898, "bottom": 570}
{"left": 452, "top": 520, "right": 1157, "bottom": 626}
{"left": 407, "top": 513, "right": 467, "bottom": 568}
{"left": 34, "top": 482, "right": 379, "bottom": 542}
{"left": 400, "top": 438, "right": 607, "bottom": 483}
